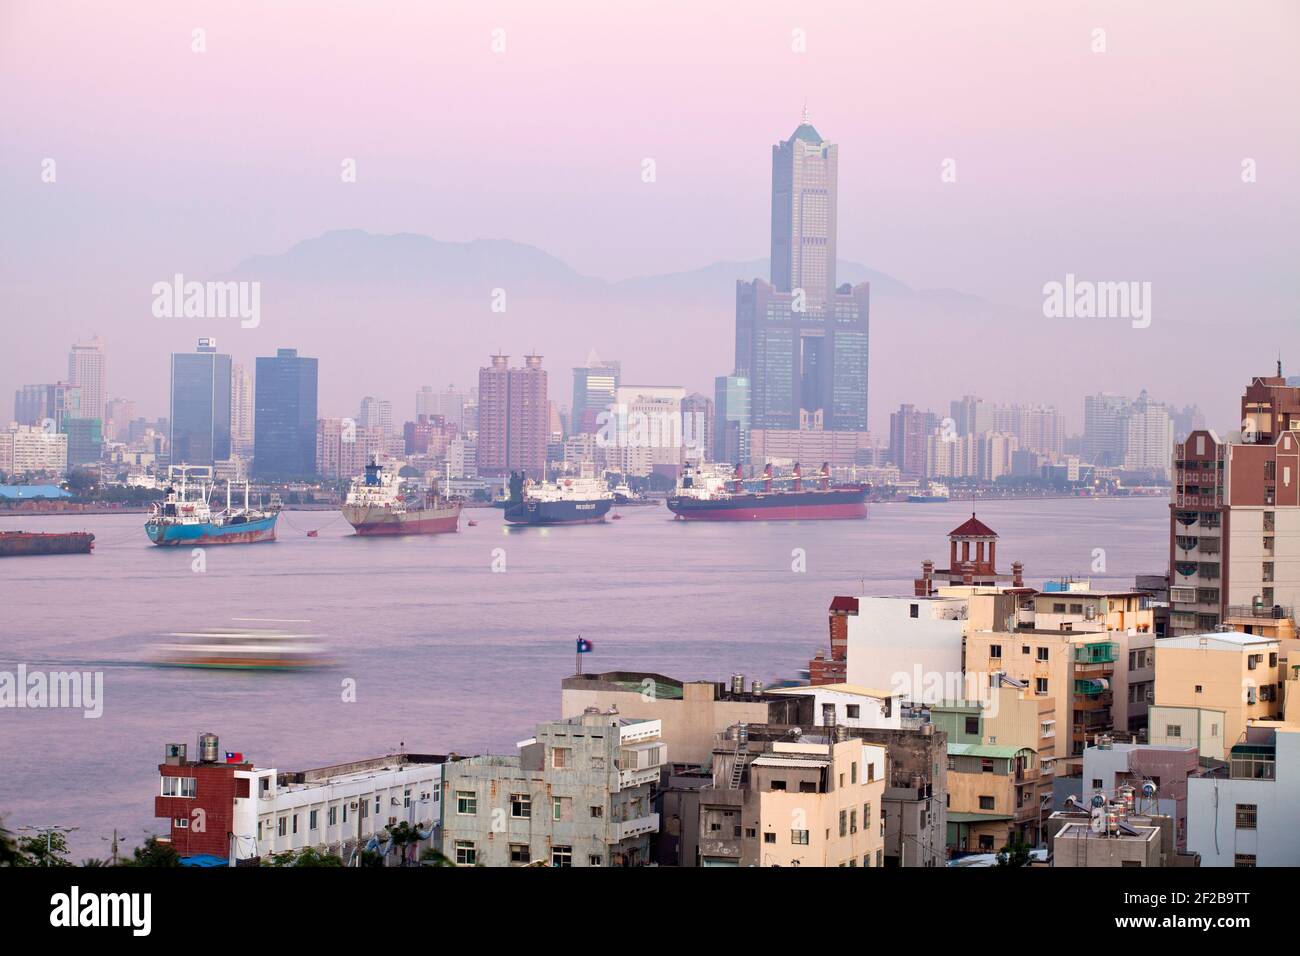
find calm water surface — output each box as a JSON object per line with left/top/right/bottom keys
{"left": 0, "top": 496, "right": 1167, "bottom": 857}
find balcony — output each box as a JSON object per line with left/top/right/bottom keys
{"left": 1014, "top": 766, "right": 1040, "bottom": 784}
{"left": 613, "top": 813, "right": 659, "bottom": 842}
{"left": 1225, "top": 604, "right": 1293, "bottom": 622}
{"left": 1073, "top": 643, "right": 1117, "bottom": 665}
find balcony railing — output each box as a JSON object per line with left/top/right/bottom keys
{"left": 1073, "top": 643, "right": 1117, "bottom": 665}
{"left": 1225, "top": 604, "right": 1292, "bottom": 621}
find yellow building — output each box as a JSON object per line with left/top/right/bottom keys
{"left": 1149, "top": 632, "right": 1283, "bottom": 759}
{"left": 699, "top": 734, "right": 887, "bottom": 867}
{"left": 946, "top": 743, "right": 1039, "bottom": 853}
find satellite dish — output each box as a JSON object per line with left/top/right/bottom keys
{"left": 1090, "top": 793, "right": 1106, "bottom": 808}
{"left": 1141, "top": 781, "right": 1157, "bottom": 798}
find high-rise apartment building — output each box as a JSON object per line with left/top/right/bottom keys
{"left": 477, "top": 354, "right": 548, "bottom": 479}
{"left": 169, "top": 339, "right": 232, "bottom": 466}
{"left": 13, "top": 382, "right": 82, "bottom": 430}
{"left": 713, "top": 374, "right": 750, "bottom": 466}
{"left": 67, "top": 336, "right": 107, "bottom": 423}
{"left": 230, "top": 363, "right": 255, "bottom": 458}
{"left": 735, "top": 118, "right": 869, "bottom": 435}
{"left": 253, "top": 348, "right": 319, "bottom": 479}
{"left": 1169, "top": 371, "right": 1300, "bottom": 635}
{"left": 889, "top": 404, "right": 934, "bottom": 480}
{"left": 357, "top": 396, "right": 394, "bottom": 436}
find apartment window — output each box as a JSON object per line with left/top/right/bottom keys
{"left": 1037, "top": 647, "right": 1049, "bottom": 662}
{"left": 1069, "top": 604, "right": 1083, "bottom": 615}
{"left": 979, "top": 796, "right": 995, "bottom": 810}
{"left": 979, "top": 835, "right": 995, "bottom": 851}
{"left": 745, "top": 827, "right": 756, "bottom": 838}
{"left": 403, "top": 789, "right": 411, "bottom": 809}
{"left": 850, "top": 809, "right": 858, "bottom": 834}
{"left": 764, "top": 832, "right": 776, "bottom": 844}
{"left": 589, "top": 855, "right": 603, "bottom": 866}
{"left": 876, "top": 849, "right": 883, "bottom": 867}
{"left": 277, "top": 817, "right": 287, "bottom": 837}
{"left": 867, "top": 762, "right": 875, "bottom": 782}
{"left": 1092, "top": 779, "right": 1103, "bottom": 790}
{"left": 799, "top": 781, "right": 817, "bottom": 793}
{"left": 1035, "top": 678, "right": 1048, "bottom": 694}
{"left": 1235, "top": 804, "right": 1258, "bottom": 830}
{"left": 328, "top": 806, "right": 337, "bottom": 826}
{"left": 864, "top": 802, "right": 871, "bottom": 824}
{"left": 161, "top": 776, "right": 197, "bottom": 798}
{"left": 981, "top": 759, "right": 994, "bottom": 773}
{"left": 770, "top": 780, "right": 787, "bottom": 791}
{"left": 291, "top": 814, "right": 298, "bottom": 835}
{"left": 791, "top": 829, "right": 810, "bottom": 845}
{"left": 1053, "top": 603, "right": 1066, "bottom": 613}
{"left": 1022, "top": 645, "right": 1030, "bottom": 655}
{"left": 375, "top": 797, "right": 381, "bottom": 815}
{"left": 1166, "top": 725, "right": 1182, "bottom": 738}
{"left": 965, "top": 716, "right": 980, "bottom": 735}
{"left": 456, "top": 791, "right": 477, "bottom": 815}
{"left": 846, "top": 705, "right": 860, "bottom": 719}
{"left": 1234, "top": 854, "right": 1256, "bottom": 868}
{"left": 552, "top": 747, "right": 571, "bottom": 769}
{"left": 510, "top": 793, "right": 531, "bottom": 818}
{"left": 342, "top": 804, "right": 348, "bottom": 823}
{"left": 552, "top": 796, "right": 571, "bottom": 822}
{"left": 909, "top": 604, "right": 919, "bottom": 618}
{"left": 850, "top": 762, "right": 858, "bottom": 784}
{"left": 590, "top": 805, "right": 603, "bottom": 819}
{"left": 257, "top": 821, "right": 262, "bottom": 841}
{"left": 989, "top": 644, "right": 1003, "bottom": 659}
{"left": 173, "top": 817, "right": 188, "bottom": 829}
{"left": 454, "top": 841, "right": 476, "bottom": 865}
{"left": 509, "top": 844, "right": 530, "bottom": 864}
{"left": 360, "top": 801, "right": 368, "bottom": 819}
{"left": 839, "top": 810, "right": 848, "bottom": 837}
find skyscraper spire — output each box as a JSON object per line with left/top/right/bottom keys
{"left": 801, "top": 99, "right": 809, "bottom": 124}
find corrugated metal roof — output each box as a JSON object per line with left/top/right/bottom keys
{"left": 948, "top": 743, "right": 1032, "bottom": 759}
{"left": 751, "top": 756, "right": 829, "bottom": 770}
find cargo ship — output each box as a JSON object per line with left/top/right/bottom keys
{"left": 907, "top": 481, "right": 951, "bottom": 503}
{"left": 667, "top": 462, "right": 868, "bottom": 521}
{"left": 146, "top": 465, "right": 278, "bottom": 546}
{"left": 0, "top": 530, "right": 95, "bottom": 557}
{"left": 504, "top": 472, "right": 614, "bottom": 525}
{"left": 342, "top": 462, "right": 460, "bottom": 536}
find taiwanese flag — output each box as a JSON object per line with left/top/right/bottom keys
{"left": 225, "top": 751, "right": 244, "bottom": 764}
{"left": 576, "top": 638, "right": 593, "bottom": 654}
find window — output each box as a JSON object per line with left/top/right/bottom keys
{"left": 1194, "top": 685, "right": 1203, "bottom": 694}
{"left": 867, "top": 762, "right": 875, "bottom": 782}
{"left": 292, "top": 814, "right": 298, "bottom": 835}
{"left": 552, "top": 796, "right": 571, "bottom": 822}
{"left": 1053, "top": 602, "right": 1066, "bottom": 613}
{"left": 1021, "top": 645, "right": 1030, "bottom": 655}
{"left": 590, "top": 805, "right": 603, "bottom": 819}
{"left": 1035, "top": 678, "right": 1048, "bottom": 694}
{"left": 551, "top": 846, "right": 573, "bottom": 868}
{"left": 309, "top": 810, "right": 318, "bottom": 831}
{"left": 589, "top": 855, "right": 603, "bottom": 866}
{"left": 850, "top": 762, "right": 858, "bottom": 784}
{"left": 1166, "top": 725, "right": 1182, "bottom": 738}
{"left": 909, "top": 603, "right": 919, "bottom": 618}
{"left": 965, "top": 716, "right": 980, "bottom": 735}
{"left": 509, "top": 844, "right": 530, "bottom": 864}
{"left": 173, "top": 816, "right": 188, "bottom": 829}
{"left": 375, "top": 797, "right": 381, "bottom": 815}
{"left": 328, "top": 806, "right": 337, "bottom": 826}
{"left": 1037, "top": 647, "right": 1049, "bottom": 662}
{"left": 277, "top": 817, "right": 287, "bottom": 837}
{"left": 455, "top": 841, "right": 476, "bottom": 865}
{"left": 981, "top": 759, "right": 994, "bottom": 773}
{"left": 846, "top": 704, "right": 860, "bottom": 719}
{"left": 1092, "top": 779, "right": 1103, "bottom": 790}
{"left": 161, "top": 776, "right": 197, "bottom": 798}
{"left": 403, "top": 790, "right": 411, "bottom": 808}
{"left": 979, "top": 796, "right": 995, "bottom": 810}
{"left": 456, "top": 791, "right": 477, "bottom": 815}
{"left": 552, "top": 747, "right": 571, "bottom": 769}
{"left": 791, "top": 829, "right": 809, "bottom": 845}
{"left": 850, "top": 809, "right": 858, "bottom": 834}
{"left": 770, "top": 780, "right": 787, "bottom": 791}
{"left": 978, "top": 835, "right": 994, "bottom": 851}
{"left": 510, "top": 793, "right": 531, "bottom": 819}
{"left": 839, "top": 810, "right": 848, "bottom": 837}
{"left": 989, "top": 644, "right": 1003, "bottom": 659}
{"left": 1235, "top": 804, "right": 1258, "bottom": 830}
{"left": 764, "top": 832, "right": 776, "bottom": 844}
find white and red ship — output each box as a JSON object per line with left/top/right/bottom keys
{"left": 341, "top": 462, "right": 461, "bottom": 536}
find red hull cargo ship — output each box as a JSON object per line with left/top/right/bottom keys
{"left": 341, "top": 462, "right": 461, "bottom": 536}
{"left": 667, "top": 462, "right": 868, "bottom": 521}
{"left": 0, "top": 531, "right": 95, "bottom": 556}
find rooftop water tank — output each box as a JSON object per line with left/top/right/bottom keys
{"left": 198, "top": 732, "right": 220, "bottom": 763}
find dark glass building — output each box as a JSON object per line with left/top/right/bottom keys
{"left": 169, "top": 340, "right": 232, "bottom": 466}
{"left": 253, "top": 348, "right": 318, "bottom": 478}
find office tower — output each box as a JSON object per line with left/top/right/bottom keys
{"left": 477, "top": 354, "right": 548, "bottom": 479}
{"left": 950, "top": 395, "right": 993, "bottom": 437}
{"left": 1169, "top": 371, "right": 1300, "bottom": 635}
{"left": 170, "top": 339, "right": 232, "bottom": 466}
{"left": 415, "top": 386, "right": 437, "bottom": 419}
{"left": 62, "top": 417, "right": 103, "bottom": 467}
{"left": 889, "top": 404, "right": 935, "bottom": 480}
{"left": 103, "top": 398, "right": 136, "bottom": 443}
{"left": 67, "top": 336, "right": 106, "bottom": 422}
{"left": 357, "top": 396, "right": 394, "bottom": 436}
{"left": 571, "top": 354, "right": 621, "bottom": 435}
{"left": 681, "top": 392, "right": 713, "bottom": 462}
{"left": 713, "top": 374, "right": 750, "bottom": 465}
{"left": 253, "top": 348, "right": 319, "bottom": 478}
{"left": 437, "top": 388, "right": 467, "bottom": 430}
{"left": 735, "top": 117, "right": 869, "bottom": 434}
{"left": 230, "top": 363, "right": 255, "bottom": 457}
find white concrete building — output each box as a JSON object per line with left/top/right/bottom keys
{"left": 765, "top": 683, "right": 903, "bottom": 731}
{"left": 0, "top": 425, "right": 68, "bottom": 475}
{"left": 1187, "top": 724, "right": 1300, "bottom": 866}
{"left": 845, "top": 596, "right": 968, "bottom": 705}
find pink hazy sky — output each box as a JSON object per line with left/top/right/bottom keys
{"left": 1, "top": 0, "right": 1297, "bottom": 421}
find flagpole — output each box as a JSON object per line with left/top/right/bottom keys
{"left": 576, "top": 634, "right": 582, "bottom": 675}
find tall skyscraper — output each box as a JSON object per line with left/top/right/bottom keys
{"left": 889, "top": 404, "right": 936, "bottom": 480}
{"left": 170, "top": 339, "right": 232, "bottom": 466}
{"left": 67, "top": 336, "right": 106, "bottom": 422}
{"left": 477, "top": 354, "right": 548, "bottom": 479}
{"left": 253, "top": 348, "right": 319, "bottom": 478}
{"left": 357, "top": 396, "right": 394, "bottom": 436}
{"left": 713, "top": 374, "right": 750, "bottom": 465}
{"left": 230, "top": 363, "right": 255, "bottom": 458}
{"left": 13, "top": 382, "right": 81, "bottom": 429}
{"left": 736, "top": 116, "right": 869, "bottom": 434}
{"left": 571, "top": 353, "right": 621, "bottom": 435}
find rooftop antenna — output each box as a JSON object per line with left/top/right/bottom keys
{"left": 801, "top": 99, "right": 809, "bottom": 124}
